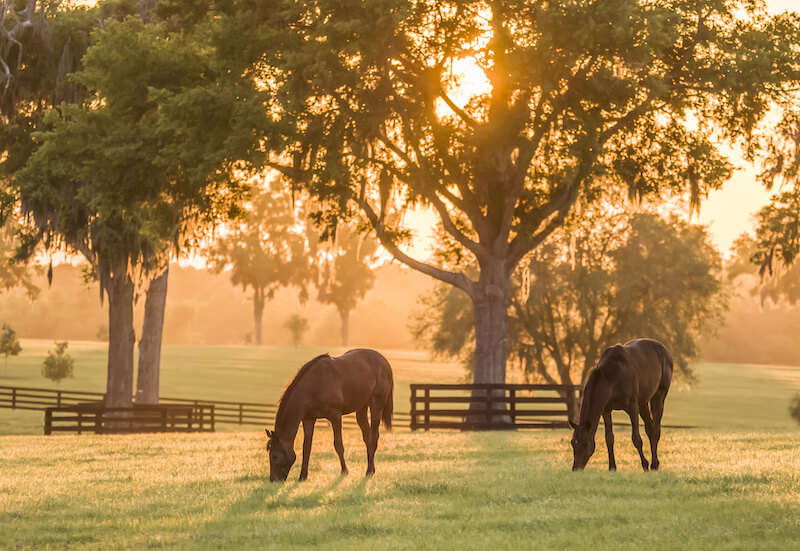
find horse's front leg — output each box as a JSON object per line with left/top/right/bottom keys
{"left": 603, "top": 410, "right": 616, "bottom": 471}
{"left": 330, "top": 413, "right": 348, "bottom": 475}
{"left": 299, "top": 417, "right": 316, "bottom": 481}
{"left": 626, "top": 403, "right": 649, "bottom": 471}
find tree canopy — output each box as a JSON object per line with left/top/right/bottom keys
{"left": 2, "top": 3, "right": 261, "bottom": 407}
{"left": 414, "top": 204, "right": 725, "bottom": 415}
{"left": 243, "top": 0, "right": 800, "bottom": 385}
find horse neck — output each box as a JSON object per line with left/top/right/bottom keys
{"left": 579, "top": 375, "right": 612, "bottom": 432}
{"left": 275, "top": 392, "right": 305, "bottom": 448}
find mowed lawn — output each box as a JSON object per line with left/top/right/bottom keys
{"left": 1, "top": 430, "right": 799, "bottom": 550}
{"left": 0, "top": 340, "right": 462, "bottom": 434}
{"left": 2, "top": 340, "right": 800, "bottom": 433}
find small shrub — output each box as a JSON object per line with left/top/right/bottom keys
{"left": 283, "top": 314, "right": 309, "bottom": 347}
{"left": 0, "top": 323, "right": 22, "bottom": 376}
{"left": 42, "top": 341, "right": 74, "bottom": 387}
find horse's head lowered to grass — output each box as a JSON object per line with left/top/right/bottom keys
{"left": 266, "top": 429, "right": 296, "bottom": 482}
{"left": 569, "top": 419, "right": 596, "bottom": 471}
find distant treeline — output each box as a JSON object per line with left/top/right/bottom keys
{"left": 3, "top": 262, "right": 800, "bottom": 367}
{"left": 0, "top": 263, "right": 433, "bottom": 350}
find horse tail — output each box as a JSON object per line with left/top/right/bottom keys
{"left": 382, "top": 371, "right": 394, "bottom": 431}
{"left": 659, "top": 343, "right": 674, "bottom": 391}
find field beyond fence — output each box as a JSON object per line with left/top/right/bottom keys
{"left": 1, "top": 341, "right": 800, "bottom": 434}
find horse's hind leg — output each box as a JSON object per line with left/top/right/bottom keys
{"left": 603, "top": 410, "right": 616, "bottom": 471}
{"left": 299, "top": 417, "right": 316, "bottom": 481}
{"left": 639, "top": 400, "right": 655, "bottom": 469}
{"left": 329, "top": 413, "right": 348, "bottom": 475}
{"left": 649, "top": 392, "right": 666, "bottom": 471}
{"left": 626, "top": 403, "right": 649, "bottom": 471}
{"left": 356, "top": 407, "right": 372, "bottom": 475}
{"left": 366, "top": 397, "right": 383, "bottom": 476}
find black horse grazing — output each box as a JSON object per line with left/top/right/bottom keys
{"left": 265, "top": 348, "right": 393, "bottom": 482}
{"left": 570, "top": 338, "right": 672, "bottom": 471}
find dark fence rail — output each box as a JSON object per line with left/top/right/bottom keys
{"left": 44, "top": 403, "right": 215, "bottom": 434}
{"left": 410, "top": 383, "right": 581, "bottom": 430}
{"left": 1, "top": 385, "right": 411, "bottom": 431}
{"left": 0, "top": 385, "right": 105, "bottom": 410}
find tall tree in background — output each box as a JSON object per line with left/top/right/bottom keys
{"left": 6, "top": 10, "right": 257, "bottom": 407}
{"left": 415, "top": 205, "right": 725, "bottom": 417}
{"left": 250, "top": 0, "right": 799, "bottom": 392}
{"left": 316, "top": 224, "right": 379, "bottom": 346}
{"left": 207, "top": 180, "right": 314, "bottom": 346}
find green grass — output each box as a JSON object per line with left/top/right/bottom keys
{"left": 2, "top": 340, "right": 800, "bottom": 434}
{"left": 0, "top": 340, "right": 462, "bottom": 434}
{"left": 1, "top": 430, "right": 799, "bottom": 550}
{"left": 2, "top": 343, "right": 800, "bottom": 548}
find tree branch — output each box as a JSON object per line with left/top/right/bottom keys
{"left": 360, "top": 199, "right": 476, "bottom": 296}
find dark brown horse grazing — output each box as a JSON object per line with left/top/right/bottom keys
{"left": 570, "top": 338, "right": 672, "bottom": 471}
{"left": 265, "top": 348, "right": 393, "bottom": 482}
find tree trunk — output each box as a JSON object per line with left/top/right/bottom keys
{"left": 136, "top": 266, "right": 168, "bottom": 405}
{"left": 253, "top": 288, "right": 265, "bottom": 346}
{"left": 469, "top": 260, "right": 511, "bottom": 426}
{"left": 339, "top": 309, "right": 350, "bottom": 347}
{"left": 106, "top": 265, "right": 136, "bottom": 409}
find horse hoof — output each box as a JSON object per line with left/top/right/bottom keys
{"left": 609, "top": 465, "right": 617, "bottom": 472}
{"left": 650, "top": 463, "right": 660, "bottom": 471}
{"left": 642, "top": 462, "right": 649, "bottom": 471}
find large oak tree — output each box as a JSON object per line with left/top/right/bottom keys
{"left": 243, "top": 0, "right": 800, "bottom": 388}
{"left": 8, "top": 10, "right": 258, "bottom": 407}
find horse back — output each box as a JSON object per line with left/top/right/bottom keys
{"left": 623, "top": 339, "right": 673, "bottom": 401}
{"left": 327, "top": 349, "right": 393, "bottom": 411}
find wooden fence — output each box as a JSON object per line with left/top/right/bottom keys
{"left": 410, "top": 383, "right": 581, "bottom": 430}
{"left": 44, "top": 403, "right": 216, "bottom": 434}
{"left": 0, "top": 385, "right": 411, "bottom": 431}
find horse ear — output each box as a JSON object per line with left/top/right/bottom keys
{"left": 568, "top": 419, "right": 578, "bottom": 430}
{"left": 265, "top": 429, "right": 272, "bottom": 438}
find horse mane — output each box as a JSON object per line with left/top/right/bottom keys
{"left": 596, "top": 344, "right": 626, "bottom": 380}
{"left": 275, "top": 353, "right": 331, "bottom": 428}
{"left": 579, "top": 350, "right": 623, "bottom": 426}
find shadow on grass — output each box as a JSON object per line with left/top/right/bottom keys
{"left": 195, "top": 471, "right": 374, "bottom": 547}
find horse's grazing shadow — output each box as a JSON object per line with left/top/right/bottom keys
{"left": 197, "top": 472, "right": 372, "bottom": 545}
{"left": 264, "top": 473, "right": 353, "bottom": 510}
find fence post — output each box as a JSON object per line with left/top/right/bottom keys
{"left": 57, "top": 390, "right": 62, "bottom": 407}
{"left": 77, "top": 409, "right": 82, "bottom": 435}
{"left": 11, "top": 387, "right": 16, "bottom": 409}
{"left": 44, "top": 409, "right": 52, "bottom": 435}
{"left": 410, "top": 386, "right": 417, "bottom": 431}
{"left": 161, "top": 408, "right": 167, "bottom": 431}
{"left": 210, "top": 405, "right": 215, "bottom": 432}
{"left": 509, "top": 388, "right": 516, "bottom": 428}
{"left": 95, "top": 407, "right": 102, "bottom": 434}
{"left": 424, "top": 388, "right": 430, "bottom": 431}
{"left": 485, "top": 386, "right": 492, "bottom": 428}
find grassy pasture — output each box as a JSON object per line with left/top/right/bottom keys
{"left": 1, "top": 429, "right": 799, "bottom": 550}
{"left": 0, "top": 340, "right": 462, "bottom": 434}
{"left": 2, "top": 340, "right": 800, "bottom": 433}
{"left": 2, "top": 342, "right": 800, "bottom": 548}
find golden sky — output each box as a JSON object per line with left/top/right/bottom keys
{"left": 696, "top": 0, "right": 797, "bottom": 255}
